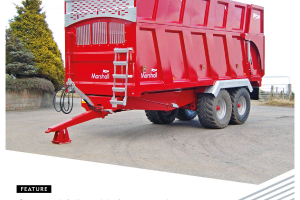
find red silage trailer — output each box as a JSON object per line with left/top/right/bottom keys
{"left": 46, "top": 0, "right": 265, "bottom": 144}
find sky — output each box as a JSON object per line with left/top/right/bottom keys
{"left": 2, "top": 0, "right": 300, "bottom": 90}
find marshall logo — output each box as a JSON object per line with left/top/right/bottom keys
{"left": 91, "top": 69, "right": 110, "bottom": 79}
{"left": 141, "top": 68, "right": 158, "bottom": 79}
{"left": 17, "top": 185, "right": 52, "bottom": 193}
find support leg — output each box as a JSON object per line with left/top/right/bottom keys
{"left": 45, "top": 110, "right": 109, "bottom": 144}
{"left": 52, "top": 129, "right": 71, "bottom": 144}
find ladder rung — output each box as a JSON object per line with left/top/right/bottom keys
{"left": 113, "top": 74, "right": 126, "bottom": 79}
{"left": 112, "top": 87, "right": 126, "bottom": 92}
{"left": 110, "top": 100, "right": 124, "bottom": 105}
{"left": 114, "top": 61, "right": 128, "bottom": 66}
{"left": 113, "top": 74, "right": 133, "bottom": 79}
{"left": 114, "top": 48, "right": 133, "bottom": 53}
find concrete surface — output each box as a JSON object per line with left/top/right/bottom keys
{"left": 6, "top": 99, "right": 294, "bottom": 184}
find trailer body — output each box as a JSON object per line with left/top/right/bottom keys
{"left": 46, "top": 0, "right": 265, "bottom": 143}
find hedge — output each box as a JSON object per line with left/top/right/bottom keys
{"left": 6, "top": 78, "right": 55, "bottom": 94}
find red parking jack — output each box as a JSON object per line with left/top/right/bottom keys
{"left": 52, "top": 129, "right": 71, "bottom": 144}
{"left": 46, "top": 110, "right": 110, "bottom": 144}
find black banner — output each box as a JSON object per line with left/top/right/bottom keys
{"left": 17, "top": 185, "right": 52, "bottom": 193}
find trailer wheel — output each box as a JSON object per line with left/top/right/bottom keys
{"left": 145, "top": 109, "right": 178, "bottom": 124}
{"left": 197, "top": 90, "right": 232, "bottom": 129}
{"left": 177, "top": 109, "right": 197, "bottom": 121}
{"left": 229, "top": 88, "right": 251, "bottom": 125}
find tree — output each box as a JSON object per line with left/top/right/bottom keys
{"left": 6, "top": 28, "right": 38, "bottom": 78}
{"left": 9, "top": 0, "right": 64, "bottom": 89}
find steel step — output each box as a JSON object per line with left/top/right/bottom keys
{"left": 114, "top": 48, "right": 133, "bottom": 53}
{"left": 110, "top": 100, "right": 124, "bottom": 105}
{"left": 113, "top": 61, "right": 128, "bottom": 66}
{"left": 112, "top": 87, "right": 126, "bottom": 92}
{"left": 113, "top": 74, "right": 133, "bottom": 79}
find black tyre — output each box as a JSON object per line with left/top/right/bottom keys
{"left": 177, "top": 109, "right": 197, "bottom": 121}
{"left": 229, "top": 88, "right": 251, "bottom": 125}
{"left": 145, "top": 109, "right": 178, "bottom": 124}
{"left": 197, "top": 90, "right": 232, "bottom": 129}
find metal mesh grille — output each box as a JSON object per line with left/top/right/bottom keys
{"left": 109, "top": 22, "right": 125, "bottom": 44}
{"left": 76, "top": 24, "right": 91, "bottom": 45}
{"left": 65, "top": 0, "right": 136, "bottom": 27}
{"left": 68, "top": 0, "right": 132, "bottom": 20}
{"left": 92, "top": 22, "right": 107, "bottom": 44}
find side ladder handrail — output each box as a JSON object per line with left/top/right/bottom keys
{"left": 110, "top": 47, "right": 133, "bottom": 107}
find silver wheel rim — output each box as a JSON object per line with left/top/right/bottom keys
{"left": 216, "top": 98, "right": 226, "bottom": 119}
{"left": 237, "top": 96, "right": 247, "bottom": 116}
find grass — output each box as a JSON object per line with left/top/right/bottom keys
{"left": 262, "top": 98, "right": 294, "bottom": 108}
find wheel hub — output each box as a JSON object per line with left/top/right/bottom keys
{"left": 237, "top": 96, "right": 247, "bottom": 115}
{"left": 216, "top": 98, "right": 226, "bottom": 119}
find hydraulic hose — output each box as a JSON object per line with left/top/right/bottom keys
{"left": 53, "top": 85, "right": 65, "bottom": 112}
{"left": 53, "top": 83, "right": 103, "bottom": 114}
{"left": 53, "top": 85, "right": 74, "bottom": 114}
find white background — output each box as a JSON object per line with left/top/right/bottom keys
{"left": 1, "top": 0, "right": 299, "bottom": 199}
